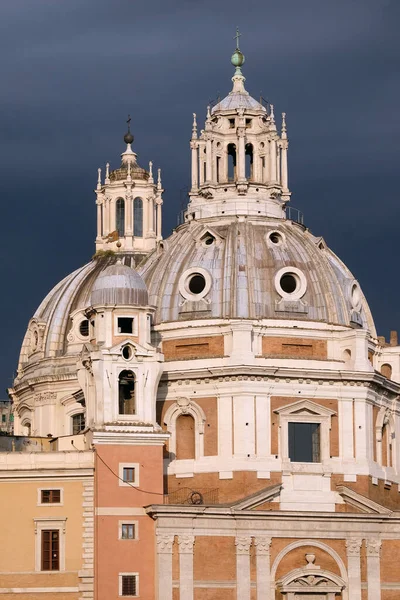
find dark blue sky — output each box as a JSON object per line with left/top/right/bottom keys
{"left": 1, "top": 0, "right": 399, "bottom": 391}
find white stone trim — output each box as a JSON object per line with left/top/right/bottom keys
{"left": 37, "top": 486, "right": 64, "bottom": 506}
{"left": 0, "top": 588, "right": 79, "bottom": 594}
{"left": 34, "top": 517, "right": 67, "bottom": 572}
{"left": 79, "top": 478, "right": 94, "bottom": 600}
{"left": 118, "top": 463, "right": 139, "bottom": 487}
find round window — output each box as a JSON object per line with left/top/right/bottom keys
{"left": 203, "top": 234, "right": 215, "bottom": 246}
{"left": 188, "top": 274, "right": 206, "bottom": 294}
{"left": 79, "top": 319, "right": 89, "bottom": 337}
{"left": 350, "top": 283, "right": 361, "bottom": 309}
{"left": 274, "top": 267, "right": 307, "bottom": 300}
{"left": 178, "top": 267, "right": 212, "bottom": 301}
{"left": 280, "top": 273, "right": 297, "bottom": 294}
{"left": 122, "top": 346, "right": 132, "bottom": 360}
{"left": 269, "top": 232, "right": 282, "bottom": 245}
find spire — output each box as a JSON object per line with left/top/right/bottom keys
{"left": 230, "top": 27, "right": 246, "bottom": 95}
{"left": 148, "top": 160, "right": 154, "bottom": 183}
{"left": 121, "top": 115, "right": 137, "bottom": 165}
{"left": 281, "top": 112, "right": 287, "bottom": 139}
{"left": 105, "top": 162, "right": 110, "bottom": 184}
{"left": 157, "top": 168, "right": 162, "bottom": 190}
{"left": 97, "top": 168, "right": 102, "bottom": 190}
{"left": 192, "top": 113, "right": 198, "bottom": 139}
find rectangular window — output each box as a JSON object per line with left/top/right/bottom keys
{"left": 41, "top": 489, "right": 61, "bottom": 504}
{"left": 72, "top": 412, "right": 86, "bottom": 435}
{"left": 122, "top": 467, "right": 135, "bottom": 483}
{"left": 121, "top": 574, "right": 137, "bottom": 596}
{"left": 118, "top": 317, "right": 133, "bottom": 334}
{"left": 288, "top": 422, "right": 321, "bottom": 463}
{"left": 121, "top": 524, "right": 135, "bottom": 539}
{"left": 41, "top": 530, "right": 59, "bottom": 571}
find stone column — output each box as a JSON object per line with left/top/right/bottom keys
{"left": 366, "top": 538, "right": 381, "bottom": 600}
{"left": 148, "top": 197, "right": 155, "bottom": 234}
{"left": 235, "top": 536, "right": 252, "bottom": 600}
{"left": 237, "top": 128, "right": 246, "bottom": 181}
{"left": 103, "top": 196, "right": 110, "bottom": 234}
{"left": 206, "top": 136, "right": 212, "bottom": 183}
{"left": 96, "top": 200, "right": 102, "bottom": 238}
{"left": 125, "top": 192, "right": 133, "bottom": 236}
{"left": 254, "top": 537, "right": 272, "bottom": 600}
{"left": 178, "top": 535, "right": 195, "bottom": 600}
{"left": 269, "top": 139, "right": 277, "bottom": 183}
{"left": 156, "top": 533, "right": 174, "bottom": 600}
{"left": 346, "top": 538, "right": 362, "bottom": 600}
{"left": 156, "top": 199, "right": 162, "bottom": 240}
{"left": 190, "top": 142, "right": 198, "bottom": 190}
{"left": 281, "top": 143, "right": 288, "bottom": 190}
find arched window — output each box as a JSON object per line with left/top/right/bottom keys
{"left": 227, "top": 143, "right": 237, "bottom": 181}
{"left": 118, "top": 370, "right": 136, "bottom": 415}
{"left": 245, "top": 143, "right": 253, "bottom": 180}
{"left": 381, "top": 363, "right": 392, "bottom": 379}
{"left": 116, "top": 198, "right": 125, "bottom": 237}
{"left": 133, "top": 198, "right": 143, "bottom": 237}
{"left": 22, "top": 421, "right": 31, "bottom": 436}
{"left": 176, "top": 414, "right": 195, "bottom": 460}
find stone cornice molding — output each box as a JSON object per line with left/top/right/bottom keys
{"left": 177, "top": 534, "right": 195, "bottom": 554}
{"left": 156, "top": 533, "right": 175, "bottom": 554}
{"left": 235, "top": 536, "right": 252, "bottom": 554}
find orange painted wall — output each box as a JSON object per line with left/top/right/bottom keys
{"left": 95, "top": 444, "right": 163, "bottom": 600}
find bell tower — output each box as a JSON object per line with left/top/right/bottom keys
{"left": 187, "top": 32, "right": 290, "bottom": 221}
{"left": 95, "top": 119, "right": 164, "bottom": 255}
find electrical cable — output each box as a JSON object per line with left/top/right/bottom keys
{"left": 94, "top": 448, "right": 164, "bottom": 496}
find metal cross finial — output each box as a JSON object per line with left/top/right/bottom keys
{"left": 234, "top": 27, "right": 241, "bottom": 50}
{"left": 127, "top": 114, "right": 131, "bottom": 131}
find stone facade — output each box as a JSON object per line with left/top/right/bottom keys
{"left": 2, "top": 40, "right": 400, "bottom": 600}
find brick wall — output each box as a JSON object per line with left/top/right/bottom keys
{"left": 163, "top": 336, "right": 224, "bottom": 360}
{"left": 262, "top": 336, "right": 327, "bottom": 359}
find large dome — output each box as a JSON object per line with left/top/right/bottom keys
{"left": 140, "top": 217, "right": 375, "bottom": 333}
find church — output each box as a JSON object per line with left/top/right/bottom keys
{"left": 2, "top": 37, "right": 400, "bottom": 600}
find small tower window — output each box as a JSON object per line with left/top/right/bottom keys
{"left": 227, "top": 143, "right": 237, "bottom": 181}
{"left": 133, "top": 198, "right": 143, "bottom": 237}
{"left": 72, "top": 413, "right": 85, "bottom": 435}
{"left": 229, "top": 118, "right": 235, "bottom": 128}
{"left": 118, "top": 370, "right": 136, "bottom": 415}
{"left": 245, "top": 143, "right": 254, "bottom": 180}
{"left": 79, "top": 319, "right": 89, "bottom": 337}
{"left": 118, "top": 317, "right": 133, "bottom": 334}
{"left": 116, "top": 198, "right": 125, "bottom": 237}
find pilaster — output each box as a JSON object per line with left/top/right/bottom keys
{"left": 235, "top": 535, "right": 252, "bottom": 600}
{"left": 366, "top": 538, "right": 381, "bottom": 600}
{"left": 345, "top": 538, "right": 362, "bottom": 600}
{"left": 178, "top": 535, "right": 195, "bottom": 600}
{"left": 156, "top": 533, "right": 174, "bottom": 600}
{"left": 254, "top": 536, "right": 272, "bottom": 600}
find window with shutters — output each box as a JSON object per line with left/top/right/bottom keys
{"left": 41, "top": 530, "right": 60, "bottom": 571}
{"left": 120, "top": 573, "right": 139, "bottom": 596}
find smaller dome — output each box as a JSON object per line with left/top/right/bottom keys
{"left": 231, "top": 49, "right": 245, "bottom": 68}
{"left": 91, "top": 262, "right": 148, "bottom": 307}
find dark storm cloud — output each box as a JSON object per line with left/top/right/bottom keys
{"left": 0, "top": 0, "right": 399, "bottom": 388}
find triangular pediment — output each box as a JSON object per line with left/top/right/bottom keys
{"left": 230, "top": 484, "right": 282, "bottom": 510}
{"left": 274, "top": 399, "right": 336, "bottom": 417}
{"left": 336, "top": 485, "right": 392, "bottom": 515}
{"left": 109, "top": 339, "right": 152, "bottom": 357}
{"left": 195, "top": 226, "right": 224, "bottom": 247}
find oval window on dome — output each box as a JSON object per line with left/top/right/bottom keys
{"left": 350, "top": 282, "right": 362, "bottom": 310}
{"left": 274, "top": 267, "right": 307, "bottom": 300}
{"left": 188, "top": 274, "right": 206, "bottom": 295}
{"left": 179, "top": 267, "right": 212, "bottom": 301}
{"left": 79, "top": 319, "right": 89, "bottom": 337}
